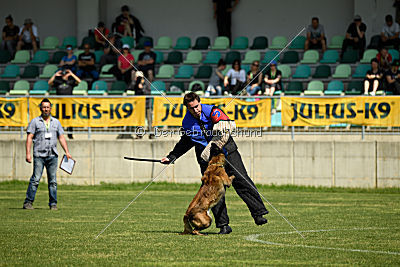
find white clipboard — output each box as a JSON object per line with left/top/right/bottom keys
{"left": 59, "top": 154, "right": 76, "bottom": 175}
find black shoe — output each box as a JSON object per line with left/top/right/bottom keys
{"left": 218, "top": 225, "right": 232, "bottom": 234}
{"left": 254, "top": 215, "right": 268, "bottom": 225}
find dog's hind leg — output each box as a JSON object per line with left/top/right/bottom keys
{"left": 180, "top": 214, "right": 193, "bottom": 235}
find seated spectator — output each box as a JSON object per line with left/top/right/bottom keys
{"left": 380, "top": 14, "right": 400, "bottom": 50}
{"left": 114, "top": 5, "right": 144, "bottom": 41}
{"left": 364, "top": 58, "right": 383, "bottom": 96}
{"left": 1, "top": 15, "right": 19, "bottom": 56}
{"left": 205, "top": 59, "right": 226, "bottom": 96}
{"left": 223, "top": 59, "right": 246, "bottom": 95}
{"left": 99, "top": 33, "right": 122, "bottom": 69}
{"left": 376, "top": 47, "right": 392, "bottom": 71}
{"left": 16, "top": 18, "right": 39, "bottom": 53}
{"left": 137, "top": 41, "right": 156, "bottom": 82}
{"left": 113, "top": 44, "right": 135, "bottom": 86}
{"left": 305, "top": 17, "right": 326, "bottom": 52}
{"left": 94, "top": 22, "right": 110, "bottom": 50}
{"left": 59, "top": 45, "right": 77, "bottom": 72}
{"left": 246, "top": 60, "right": 263, "bottom": 95}
{"left": 385, "top": 59, "right": 400, "bottom": 95}
{"left": 341, "top": 15, "right": 366, "bottom": 58}
{"left": 76, "top": 44, "right": 99, "bottom": 82}
{"left": 264, "top": 60, "right": 282, "bottom": 96}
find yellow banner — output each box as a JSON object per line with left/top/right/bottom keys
{"left": 0, "top": 98, "right": 28, "bottom": 126}
{"left": 152, "top": 97, "right": 271, "bottom": 127}
{"left": 29, "top": 97, "right": 146, "bottom": 127}
{"left": 281, "top": 97, "right": 400, "bottom": 126}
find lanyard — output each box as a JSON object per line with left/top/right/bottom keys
{"left": 44, "top": 120, "right": 50, "bottom": 131}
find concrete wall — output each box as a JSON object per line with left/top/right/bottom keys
{"left": 1, "top": 140, "right": 399, "bottom": 188}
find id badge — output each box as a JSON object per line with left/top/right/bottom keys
{"left": 45, "top": 132, "right": 52, "bottom": 139}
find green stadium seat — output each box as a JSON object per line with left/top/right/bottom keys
{"left": 173, "top": 36, "right": 191, "bottom": 50}
{"left": 289, "top": 36, "right": 306, "bottom": 49}
{"left": 324, "top": 80, "right": 344, "bottom": 95}
{"left": 41, "top": 36, "right": 59, "bottom": 49}
{"left": 121, "top": 36, "right": 135, "bottom": 49}
{"left": 389, "top": 49, "right": 399, "bottom": 60}
{"left": 211, "top": 36, "right": 230, "bottom": 50}
{"left": 284, "top": 81, "right": 303, "bottom": 95}
{"left": 250, "top": 36, "right": 268, "bottom": 49}
{"left": 352, "top": 64, "right": 371, "bottom": 78}
{"left": 109, "top": 81, "right": 127, "bottom": 95}
{"left": 136, "top": 36, "right": 153, "bottom": 49}
{"left": 21, "top": 65, "right": 39, "bottom": 78}
{"left": 242, "top": 51, "right": 261, "bottom": 64}
{"left": 132, "top": 50, "right": 143, "bottom": 61}
{"left": 312, "top": 65, "right": 331, "bottom": 78}
{"left": 270, "top": 36, "right": 288, "bottom": 49}
{"left": 73, "top": 80, "right": 88, "bottom": 95}
{"left": 99, "top": 64, "right": 114, "bottom": 78}
{"left": 320, "top": 50, "right": 339, "bottom": 63}
{"left": 340, "top": 49, "right": 359, "bottom": 63}
{"left": 332, "top": 64, "right": 351, "bottom": 78}
{"left": 60, "top": 36, "right": 77, "bottom": 49}
{"left": 193, "top": 36, "right": 210, "bottom": 50}
{"left": 156, "top": 65, "right": 174, "bottom": 78}
{"left": 327, "top": 35, "right": 344, "bottom": 49}
{"left": 155, "top": 51, "right": 164, "bottom": 64}
{"left": 360, "top": 49, "right": 379, "bottom": 64}
{"left": 165, "top": 51, "right": 183, "bottom": 64}
{"left": 150, "top": 80, "right": 166, "bottom": 95}
{"left": 154, "top": 36, "right": 172, "bottom": 50}
{"left": 174, "top": 65, "right": 193, "bottom": 78}
{"left": 225, "top": 51, "right": 241, "bottom": 64}
{"left": 281, "top": 51, "right": 299, "bottom": 64}
{"left": 9, "top": 80, "right": 30, "bottom": 95}
{"left": 0, "top": 81, "right": 10, "bottom": 94}
{"left": 300, "top": 50, "right": 319, "bottom": 64}
{"left": 168, "top": 81, "right": 185, "bottom": 95}
{"left": 39, "top": 64, "right": 57, "bottom": 79}
{"left": 79, "top": 36, "right": 96, "bottom": 49}
{"left": 50, "top": 51, "right": 67, "bottom": 64}
{"left": 231, "top": 36, "right": 248, "bottom": 49}
{"left": 241, "top": 64, "right": 250, "bottom": 73}
{"left": 277, "top": 64, "right": 291, "bottom": 78}
{"left": 188, "top": 80, "right": 205, "bottom": 92}
{"left": 304, "top": 80, "right": 324, "bottom": 95}
{"left": 346, "top": 81, "right": 363, "bottom": 95}
{"left": 30, "top": 51, "right": 49, "bottom": 64}
{"left": 11, "top": 50, "right": 30, "bottom": 64}
{"left": 88, "top": 80, "right": 107, "bottom": 95}
{"left": 73, "top": 50, "right": 84, "bottom": 58}
{"left": 94, "top": 50, "right": 104, "bottom": 64}
{"left": 203, "top": 51, "right": 221, "bottom": 64}
{"left": 262, "top": 50, "right": 279, "bottom": 64}
{"left": 183, "top": 51, "right": 202, "bottom": 64}
{"left": 1, "top": 65, "right": 20, "bottom": 78}
{"left": 30, "top": 80, "right": 49, "bottom": 95}
{"left": 194, "top": 66, "right": 212, "bottom": 79}
{"left": 292, "top": 65, "right": 310, "bottom": 78}
{"left": 0, "top": 50, "right": 12, "bottom": 63}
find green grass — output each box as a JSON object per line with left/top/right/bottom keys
{"left": 1, "top": 181, "right": 400, "bottom": 266}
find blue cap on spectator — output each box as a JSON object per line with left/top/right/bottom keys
{"left": 270, "top": 60, "right": 277, "bottom": 66}
{"left": 144, "top": 41, "right": 152, "bottom": 47}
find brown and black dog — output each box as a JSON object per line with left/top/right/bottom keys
{"left": 181, "top": 152, "right": 235, "bottom": 235}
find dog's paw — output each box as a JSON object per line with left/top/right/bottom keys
{"left": 179, "top": 231, "right": 192, "bottom": 235}
{"left": 192, "top": 230, "right": 205, "bottom": 236}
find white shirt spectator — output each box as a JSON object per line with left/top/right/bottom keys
{"left": 226, "top": 69, "right": 246, "bottom": 85}
{"left": 382, "top": 22, "right": 400, "bottom": 37}
{"left": 19, "top": 25, "right": 39, "bottom": 43}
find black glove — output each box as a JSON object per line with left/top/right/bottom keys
{"left": 161, "top": 154, "right": 176, "bottom": 164}
{"left": 209, "top": 143, "right": 222, "bottom": 161}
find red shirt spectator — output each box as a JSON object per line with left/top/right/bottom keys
{"left": 376, "top": 48, "right": 392, "bottom": 71}
{"left": 118, "top": 53, "right": 134, "bottom": 69}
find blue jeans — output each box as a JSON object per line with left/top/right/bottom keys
{"left": 25, "top": 156, "right": 58, "bottom": 207}
{"left": 246, "top": 85, "right": 261, "bottom": 95}
{"left": 76, "top": 69, "right": 99, "bottom": 80}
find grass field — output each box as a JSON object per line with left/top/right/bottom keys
{"left": 1, "top": 181, "right": 400, "bottom": 266}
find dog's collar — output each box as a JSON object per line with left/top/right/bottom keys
{"left": 209, "top": 162, "right": 224, "bottom": 167}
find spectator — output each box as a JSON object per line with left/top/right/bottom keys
{"left": 115, "top": 5, "right": 144, "bottom": 41}
{"left": 94, "top": 22, "right": 110, "bottom": 50}
{"left": 341, "top": 15, "right": 367, "bottom": 58}
{"left": 99, "top": 33, "right": 122, "bottom": 69}
{"left": 205, "top": 59, "right": 226, "bottom": 96}
{"left": 224, "top": 59, "right": 246, "bottom": 95}
{"left": 385, "top": 59, "right": 400, "bottom": 95}
{"left": 213, "top": 0, "right": 239, "bottom": 42}
{"left": 305, "top": 17, "right": 326, "bottom": 52}
{"left": 59, "top": 45, "right": 77, "bottom": 72}
{"left": 133, "top": 71, "right": 149, "bottom": 95}
{"left": 364, "top": 58, "right": 383, "bottom": 96}
{"left": 245, "top": 60, "right": 263, "bottom": 95}
{"left": 376, "top": 47, "right": 392, "bottom": 71}
{"left": 16, "top": 18, "right": 39, "bottom": 53}
{"left": 76, "top": 44, "right": 99, "bottom": 83}
{"left": 113, "top": 44, "right": 135, "bottom": 86}
{"left": 1, "top": 15, "right": 19, "bottom": 56}
{"left": 137, "top": 41, "right": 156, "bottom": 82}
{"left": 264, "top": 60, "right": 282, "bottom": 96}
{"left": 380, "top": 14, "right": 400, "bottom": 50}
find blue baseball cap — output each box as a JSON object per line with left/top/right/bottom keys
{"left": 270, "top": 60, "right": 277, "bottom": 66}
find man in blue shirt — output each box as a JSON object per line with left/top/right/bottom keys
{"left": 161, "top": 92, "right": 268, "bottom": 234}
{"left": 23, "top": 98, "right": 72, "bottom": 210}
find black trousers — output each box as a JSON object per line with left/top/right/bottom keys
{"left": 216, "top": 13, "right": 232, "bottom": 42}
{"left": 341, "top": 38, "right": 365, "bottom": 58}
{"left": 380, "top": 38, "right": 400, "bottom": 50}
{"left": 198, "top": 148, "right": 269, "bottom": 228}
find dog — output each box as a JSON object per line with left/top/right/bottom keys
{"left": 181, "top": 151, "right": 234, "bottom": 235}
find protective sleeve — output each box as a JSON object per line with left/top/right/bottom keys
{"left": 166, "top": 130, "right": 194, "bottom": 162}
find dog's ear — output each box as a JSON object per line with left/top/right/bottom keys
{"left": 209, "top": 143, "right": 222, "bottom": 160}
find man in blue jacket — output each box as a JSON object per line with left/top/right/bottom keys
{"left": 161, "top": 92, "right": 268, "bottom": 234}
